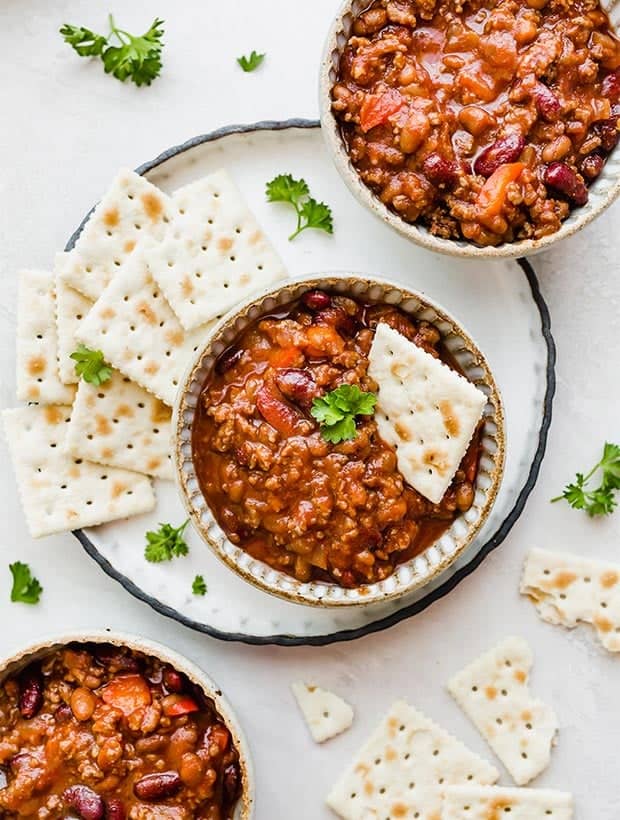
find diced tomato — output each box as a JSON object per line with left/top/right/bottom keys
{"left": 256, "top": 386, "right": 302, "bottom": 437}
{"left": 303, "top": 326, "right": 345, "bottom": 358}
{"left": 162, "top": 694, "right": 199, "bottom": 717}
{"left": 270, "top": 346, "right": 302, "bottom": 369}
{"left": 100, "top": 674, "right": 151, "bottom": 716}
{"left": 360, "top": 89, "right": 404, "bottom": 132}
{"left": 476, "top": 162, "right": 525, "bottom": 222}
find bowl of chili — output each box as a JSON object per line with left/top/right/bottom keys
{"left": 174, "top": 273, "right": 505, "bottom": 607}
{"left": 320, "top": 0, "right": 620, "bottom": 257}
{"left": 0, "top": 631, "right": 254, "bottom": 819}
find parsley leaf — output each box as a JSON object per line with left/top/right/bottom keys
{"left": 9, "top": 562, "right": 43, "bottom": 605}
{"left": 145, "top": 520, "right": 190, "bottom": 563}
{"left": 265, "top": 174, "right": 334, "bottom": 240}
{"left": 60, "top": 24, "right": 107, "bottom": 56}
{"left": 192, "top": 574, "right": 207, "bottom": 596}
{"left": 70, "top": 344, "right": 112, "bottom": 386}
{"left": 551, "top": 442, "right": 620, "bottom": 516}
{"left": 311, "top": 385, "right": 377, "bottom": 444}
{"left": 237, "top": 50, "right": 265, "bottom": 72}
{"left": 60, "top": 15, "right": 164, "bottom": 86}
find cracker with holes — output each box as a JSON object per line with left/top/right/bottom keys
{"left": 442, "top": 785, "right": 574, "bottom": 819}
{"left": 326, "top": 700, "right": 498, "bottom": 820}
{"left": 55, "top": 254, "right": 94, "bottom": 384}
{"left": 447, "top": 637, "right": 558, "bottom": 786}
{"left": 148, "top": 170, "right": 287, "bottom": 330}
{"left": 291, "top": 682, "right": 354, "bottom": 743}
{"left": 65, "top": 371, "right": 174, "bottom": 480}
{"left": 2, "top": 405, "right": 155, "bottom": 538}
{"left": 16, "top": 269, "right": 76, "bottom": 405}
{"left": 521, "top": 547, "right": 620, "bottom": 652}
{"left": 368, "top": 322, "right": 487, "bottom": 505}
{"left": 59, "top": 170, "right": 174, "bottom": 301}
{"left": 76, "top": 252, "right": 212, "bottom": 406}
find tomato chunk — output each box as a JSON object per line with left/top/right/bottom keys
{"left": 270, "top": 346, "right": 303, "bottom": 369}
{"left": 303, "top": 326, "right": 345, "bottom": 358}
{"left": 100, "top": 674, "right": 151, "bottom": 716}
{"left": 360, "top": 89, "right": 404, "bottom": 132}
{"left": 256, "top": 386, "right": 302, "bottom": 437}
{"left": 476, "top": 162, "right": 525, "bottom": 221}
{"left": 162, "top": 694, "right": 200, "bottom": 717}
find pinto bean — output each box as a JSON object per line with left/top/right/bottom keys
{"left": 18, "top": 666, "right": 43, "bottom": 719}
{"left": 133, "top": 772, "right": 182, "bottom": 802}
{"left": 63, "top": 785, "right": 105, "bottom": 820}
{"left": 544, "top": 162, "right": 589, "bottom": 206}
{"left": 70, "top": 687, "right": 97, "bottom": 722}
{"left": 473, "top": 133, "right": 525, "bottom": 177}
{"left": 274, "top": 369, "right": 320, "bottom": 409}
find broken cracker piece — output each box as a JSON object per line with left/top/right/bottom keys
{"left": 443, "top": 785, "right": 573, "bottom": 819}
{"left": 326, "top": 700, "right": 498, "bottom": 820}
{"left": 447, "top": 637, "right": 558, "bottom": 786}
{"left": 291, "top": 682, "right": 354, "bottom": 743}
{"left": 521, "top": 547, "right": 620, "bottom": 652}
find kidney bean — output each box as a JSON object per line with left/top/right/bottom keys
{"left": 55, "top": 703, "right": 73, "bottom": 723}
{"left": 473, "top": 133, "right": 525, "bottom": 177}
{"left": 223, "top": 762, "right": 241, "bottom": 804}
{"left": 18, "top": 666, "right": 43, "bottom": 719}
{"left": 602, "top": 69, "right": 620, "bottom": 101}
{"left": 162, "top": 667, "right": 185, "bottom": 694}
{"left": 421, "top": 152, "right": 459, "bottom": 187}
{"left": 580, "top": 151, "right": 606, "bottom": 180}
{"left": 63, "top": 785, "right": 105, "bottom": 820}
{"left": 104, "top": 799, "right": 126, "bottom": 820}
{"left": 9, "top": 752, "right": 36, "bottom": 774}
{"left": 544, "top": 162, "right": 589, "bottom": 206}
{"left": 215, "top": 347, "right": 243, "bottom": 375}
{"left": 92, "top": 645, "right": 140, "bottom": 673}
{"left": 274, "top": 369, "right": 319, "bottom": 409}
{"left": 301, "top": 290, "right": 331, "bottom": 311}
{"left": 533, "top": 83, "right": 561, "bottom": 121}
{"left": 133, "top": 771, "right": 182, "bottom": 801}
{"left": 591, "top": 117, "right": 619, "bottom": 153}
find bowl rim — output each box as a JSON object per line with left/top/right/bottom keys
{"left": 173, "top": 271, "right": 506, "bottom": 608}
{"left": 318, "top": 0, "right": 620, "bottom": 260}
{"left": 0, "top": 630, "right": 255, "bottom": 819}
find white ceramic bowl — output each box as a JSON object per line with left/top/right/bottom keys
{"left": 319, "top": 0, "right": 620, "bottom": 259}
{"left": 0, "top": 631, "right": 254, "bottom": 819}
{"left": 174, "top": 273, "right": 505, "bottom": 607}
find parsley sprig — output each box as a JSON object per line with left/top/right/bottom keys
{"left": 145, "top": 520, "right": 190, "bottom": 563}
{"left": 192, "top": 574, "right": 207, "bottom": 596}
{"left": 237, "top": 51, "right": 265, "bottom": 72}
{"left": 60, "top": 15, "right": 164, "bottom": 86}
{"left": 266, "top": 174, "right": 334, "bottom": 240}
{"left": 551, "top": 442, "right": 620, "bottom": 517}
{"left": 70, "top": 344, "right": 113, "bottom": 387}
{"left": 9, "top": 562, "right": 43, "bottom": 605}
{"left": 311, "top": 385, "right": 377, "bottom": 444}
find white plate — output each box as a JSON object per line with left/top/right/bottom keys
{"left": 70, "top": 120, "right": 555, "bottom": 645}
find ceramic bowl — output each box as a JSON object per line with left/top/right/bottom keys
{"left": 319, "top": 0, "right": 620, "bottom": 260}
{"left": 174, "top": 273, "right": 505, "bottom": 607}
{"left": 0, "top": 631, "right": 254, "bottom": 819}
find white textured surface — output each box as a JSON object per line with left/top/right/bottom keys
{"left": 0, "top": 1, "right": 619, "bottom": 818}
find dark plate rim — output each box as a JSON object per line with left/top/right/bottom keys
{"left": 69, "top": 118, "right": 556, "bottom": 647}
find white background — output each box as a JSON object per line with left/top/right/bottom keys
{"left": 1, "top": 2, "right": 619, "bottom": 817}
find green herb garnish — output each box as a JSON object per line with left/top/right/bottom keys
{"left": 9, "top": 562, "right": 43, "bottom": 605}
{"left": 551, "top": 442, "right": 620, "bottom": 516}
{"left": 60, "top": 15, "right": 164, "bottom": 86}
{"left": 237, "top": 50, "right": 265, "bottom": 72}
{"left": 145, "top": 520, "right": 190, "bottom": 563}
{"left": 70, "top": 344, "right": 112, "bottom": 386}
{"left": 192, "top": 574, "right": 207, "bottom": 596}
{"left": 311, "top": 385, "right": 377, "bottom": 444}
{"left": 266, "top": 174, "right": 334, "bottom": 240}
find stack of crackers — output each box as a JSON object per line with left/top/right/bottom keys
{"left": 4, "top": 168, "right": 286, "bottom": 537}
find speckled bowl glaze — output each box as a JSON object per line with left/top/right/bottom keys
{"left": 0, "top": 632, "right": 254, "bottom": 819}
{"left": 319, "top": 0, "right": 620, "bottom": 259}
{"left": 174, "top": 273, "right": 505, "bottom": 608}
